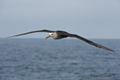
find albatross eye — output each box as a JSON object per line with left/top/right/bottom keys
{"left": 51, "top": 34, "right": 53, "bottom": 35}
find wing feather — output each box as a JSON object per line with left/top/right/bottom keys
{"left": 8, "top": 29, "right": 54, "bottom": 38}
{"left": 68, "top": 34, "right": 115, "bottom": 52}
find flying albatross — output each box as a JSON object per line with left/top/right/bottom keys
{"left": 8, "top": 29, "right": 115, "bottom": 52}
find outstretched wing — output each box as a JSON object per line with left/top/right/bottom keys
{"left": 68, "top": 34, "right": 115, "bottom": 52}
{"left": 8, "top": 29, "right": 54, "bottom": 38}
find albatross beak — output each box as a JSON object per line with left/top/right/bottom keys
{"left": 46, "top": 35, "right": 51, "bottom": 39}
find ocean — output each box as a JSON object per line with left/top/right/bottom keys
{"left": 0, "top": 38, "right": 120, "bottom": 80}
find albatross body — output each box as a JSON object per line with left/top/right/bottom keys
{"left": 8, "top": 29, "right": 115, "bottom": 52}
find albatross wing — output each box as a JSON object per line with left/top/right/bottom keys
{"left": 7, "top": 30, "right": 54, "bottom": 38}
{"left": 68, "top": 34, "right": 115, "bottom": 52}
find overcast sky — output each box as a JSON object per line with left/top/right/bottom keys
{"left": 0, "top": 0, "right": 120, "bottom": 39}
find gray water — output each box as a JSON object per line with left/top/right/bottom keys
{"left": 0, "top": 38, "right": 120, "bottom": 80}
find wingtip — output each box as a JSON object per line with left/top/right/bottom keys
{"left": 109, "top": 49, "right": 115, "bottom": 52}
{"left": 112, "top": 50, "right": 115, "bottom": 52}
{"left": 7, "top": 37, "right": 11, "bottom": 38}
{"left": 7, "top": 36, "right": 14, "bottom": 38}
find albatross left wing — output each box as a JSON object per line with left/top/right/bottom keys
{"left": 68, "top": 34, "right": 115, "bottom": 52}
{"left": 7, "top": 29, "right": 54, "bottom": 38}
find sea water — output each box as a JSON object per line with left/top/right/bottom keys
{"left": 0, "top": 38, "right": 120, "bottom": 80}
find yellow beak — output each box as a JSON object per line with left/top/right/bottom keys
{"left": 46, "top": 34, "right": 51, "bottom": 39}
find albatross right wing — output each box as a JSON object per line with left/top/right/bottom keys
{"left": 7, "top": 29, "right": 54, "bottom": 38}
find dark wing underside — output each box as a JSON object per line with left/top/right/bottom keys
{"left": 8, "top": 30, "right": 54, "bottom": 38}
{"left": 68, "top": 34, "right": 115, "bottom": 52}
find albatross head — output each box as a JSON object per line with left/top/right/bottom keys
{"left": 46, "top": 33, "right": 54, "bottom": 39}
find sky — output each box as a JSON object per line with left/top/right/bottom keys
{"left": 0, "top": 0, "right": 120, "bottom": 39}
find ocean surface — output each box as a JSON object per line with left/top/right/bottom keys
{"left": 0, "top": 38, "right": 120, "bottom": 80}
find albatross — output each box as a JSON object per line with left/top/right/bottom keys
{"left": 8, "top": 29, "right": 115, "bottom": 52}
